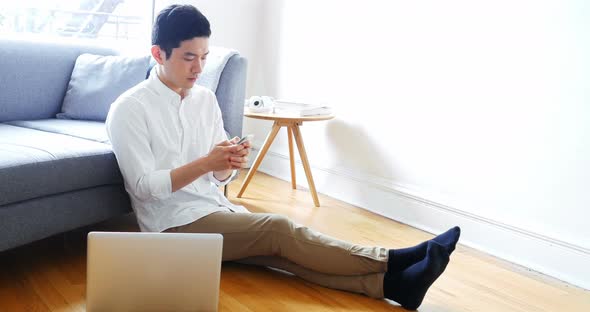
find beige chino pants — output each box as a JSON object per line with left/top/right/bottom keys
{"left": 165, "top": 211, "right": 388, "bottom": 298}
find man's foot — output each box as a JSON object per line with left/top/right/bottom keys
{"left": 432, "top": 226, "right": 461, "bottom": 254}
{"left": 383, "top": 241, "right": 450, "bottom": 310}
{"left": 387, "top": 226, "right": 460, "bottom": 273}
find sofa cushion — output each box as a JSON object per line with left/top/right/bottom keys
{"left": 0, "top": 124, "right": 123, "bottom": 206}
{"left": 0, "top": 185, "right": 131, "bottom": 252}
{"left": 57, "top": 53, "right": 152, "bottom": 121}
{"left": 5, "top": 119, "right": 109, "bottom": 143}
{"left": 0, "top": 38, "right": 118, "bottom": 123}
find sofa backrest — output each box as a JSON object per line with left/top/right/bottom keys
{"left": 0, "top": 37, "right": 247, "bottom": 138}
{"left": 0, "top": 38, "right": 118, "bottom": 122}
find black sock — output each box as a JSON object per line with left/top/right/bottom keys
{"left": 387, "top": 226, "right": 460, "bottom": 273}
{"left": 432, "top": 226, "right": 461, "bottom": 254}
{"left": 383, "top": 241, "right": 450, "bottom": 310}
{"left": 387, "top": 241, "right": 428, "bottom": 273}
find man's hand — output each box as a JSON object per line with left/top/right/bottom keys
{"left": 170, "top": 137, "right": 252, "bottom": 192}
{"left": 210, "top": 137, "right": 251, "bottom": 181}
{"left": 207, "top": 138, "right": 246, "bottom": 171}
{"left": 231, "top": 136, "right": 252, "bottom": 168}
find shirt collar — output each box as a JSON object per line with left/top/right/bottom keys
{"left": 148, "top": 66, "right": 192, "bottom": 103}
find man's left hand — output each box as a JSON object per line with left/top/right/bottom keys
{"left": 228, "top": 136, "right": 251, "bottom": 168}
{"left": 212, "top": 137, "right": 251, "bottom": 181}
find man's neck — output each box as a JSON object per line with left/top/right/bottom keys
{"left": 156, "top": 69, "right": 187, "bottom": 100}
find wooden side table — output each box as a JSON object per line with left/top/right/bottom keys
{"left": 237, "top": 111, "right": 334, "bottom": 207}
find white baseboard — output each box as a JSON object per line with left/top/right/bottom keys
{"left": 249, "top": 145, "right": 590, "bottom": 290}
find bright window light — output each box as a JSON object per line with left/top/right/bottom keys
{"left": 0, "top": 0, "right": 153, "bottom": 46}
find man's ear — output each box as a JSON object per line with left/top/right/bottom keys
{"left": 151, "top": 45, "right": 165, "bottom": 65}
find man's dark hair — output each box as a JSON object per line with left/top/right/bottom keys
{"left": 152, "top": 5, "right": 211, "bottom": 60}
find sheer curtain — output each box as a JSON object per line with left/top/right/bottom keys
{"left": 0, "top": 0, "right": 153, "bottom": 48}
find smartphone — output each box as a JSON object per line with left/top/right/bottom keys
{"left": 235, "top": 134, "right": 254, "bottom": 145}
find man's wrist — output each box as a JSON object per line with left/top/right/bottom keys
{"left": 213, "top": 169, "right": 232, "bottom": 182}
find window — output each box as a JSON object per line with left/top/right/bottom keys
{"left": 0, "top": 0, "right": 153, "bottom": 46}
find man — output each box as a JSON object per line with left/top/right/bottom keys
{"left": 106, "top": 4, "right": 460, "bottom": 310}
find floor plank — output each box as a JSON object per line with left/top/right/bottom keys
{"left": 0, "top": 171, "right": 588, "bottom": 311}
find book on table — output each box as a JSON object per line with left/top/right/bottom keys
{"left": 273, "top": 100, "right": 332, "bottom": 116}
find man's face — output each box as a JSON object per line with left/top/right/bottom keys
{"left": 156, "top": 37, "right": 209, "bottom": 93}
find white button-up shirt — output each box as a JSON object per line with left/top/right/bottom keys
{"left": 106, "top": 66, "right": 249, "bottom": 232}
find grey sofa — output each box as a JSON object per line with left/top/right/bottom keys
{"left": 0, "top": 38, "right": 247, "bottom": 252}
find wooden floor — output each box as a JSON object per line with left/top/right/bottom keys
{"left": 1, "top": 171, "right": 588, "bottom": 311}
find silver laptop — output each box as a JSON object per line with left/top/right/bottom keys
{"left": 86, "top": 231, "right": 223, "bottom": 312}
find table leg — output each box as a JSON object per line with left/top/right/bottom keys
{"left": 288, "top": 126, "right": 296, "bottom": 189}
{"left": 237, "top": 122, "right": 281, "bottom": 198}
{"left": 291, "top": 124, "right": 320, "bottom": 207}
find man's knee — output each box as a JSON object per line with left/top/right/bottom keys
{"left": 266, "top": 214, "right": 293, "bottom": 233}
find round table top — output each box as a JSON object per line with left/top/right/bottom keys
{"left": 244, "top": 111, "right": 335, "bottom": 122}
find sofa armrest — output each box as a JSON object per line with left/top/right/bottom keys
{"left": 216, "top": 54, "right": 247, "bottom": 139}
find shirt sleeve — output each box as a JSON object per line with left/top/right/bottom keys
{"left": 208, "top": 170, "right": 237, "bottom": 186}
{"left": 206, "top": 94, "right": 238, "bottom": 187}
{"left": 106, "top": 97, "right": 172, "bottom": 202}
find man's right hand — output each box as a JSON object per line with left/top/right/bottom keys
{"left": 205, "top": 139, "right": 247, "bottom": 172}
{"left": 171, "top": 138, "right": 247, "bottom": 193}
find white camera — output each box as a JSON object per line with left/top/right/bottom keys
{"left": 245, "top": 96, "right": 274, "bottom": 113}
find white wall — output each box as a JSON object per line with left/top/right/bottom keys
{"left": 246, "top": 0, "right": 590, "bottom": 289}
{"left": 157, "top": 0, "right": 590, "bottom": 289}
